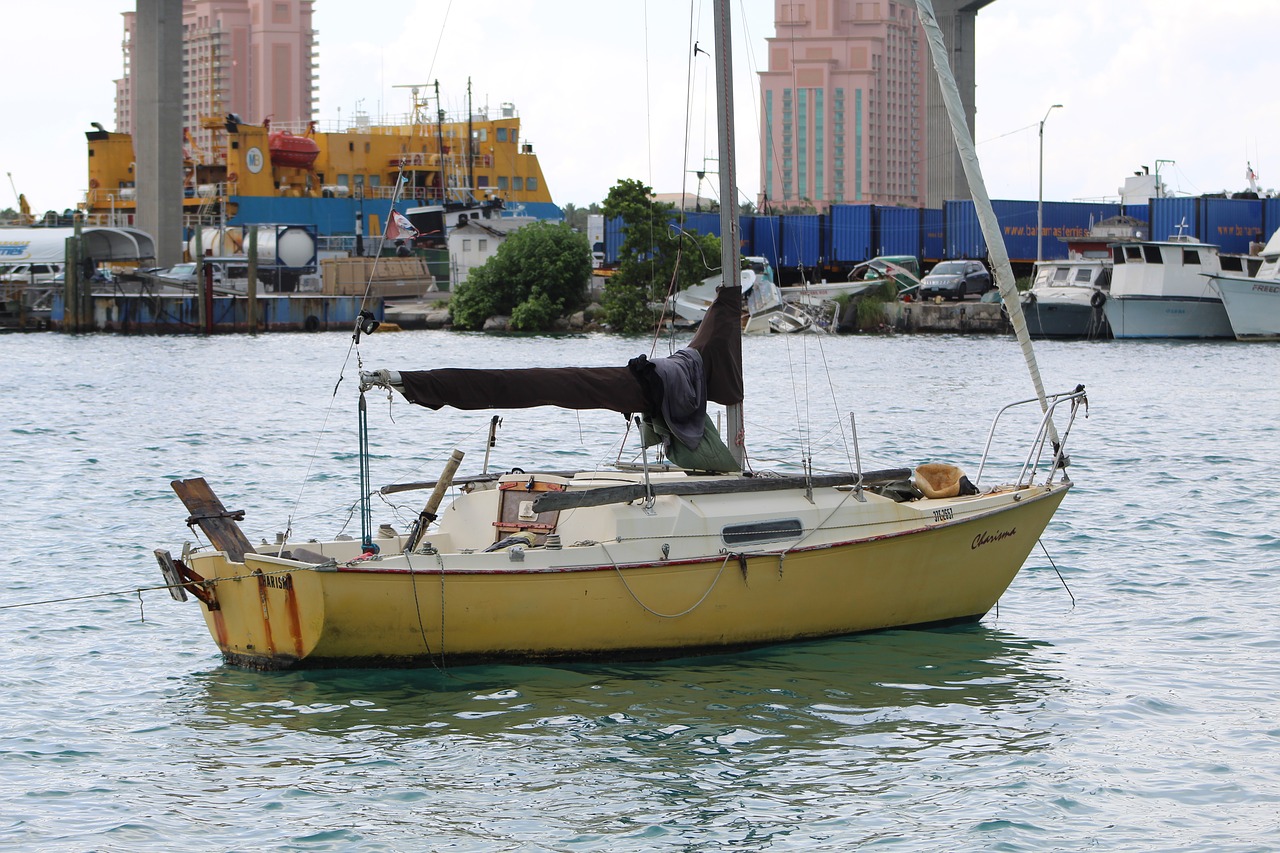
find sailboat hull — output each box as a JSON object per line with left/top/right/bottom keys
{"left": 184, "top": 481, "right": 1068, "bottom": 669}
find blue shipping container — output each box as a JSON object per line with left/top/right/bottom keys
{"left": 829, "top": 204, "right": 873, "bottom": 262}
{"left": 922, "top": 208, "right": 944, "bottom": 262}
{"left": 1149, "top": 197, "right": 1200, "bottom": 243}
{"left": 748, "top": 216, "right": 781, "bottom": 270}
{"left": 874, "top": 206, "right": 922, "bottom": 257}
{"left": 778, "top": 215, "right": 821, "bottom": 268}
{"left": 1202, "top": 197, "right": 1263, "bottom": 254}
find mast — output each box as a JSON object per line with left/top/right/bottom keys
{"left": 713, "top": 0, "right": 744, "bottom": 468}
{"left": 467, "top": 78, "right": 475, "bottom": 197}
{"left": 915, "top": 0, "right": 1059, "bottom": 447}
{"left": 434, "top": 80, "right": 445, "bottom": 203}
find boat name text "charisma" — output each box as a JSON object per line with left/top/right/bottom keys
{"left": 972, "top": 528, "right": 1017, "bottom": 549}
{"left": 261, "top": 573, "right": 293, "bottom": 590}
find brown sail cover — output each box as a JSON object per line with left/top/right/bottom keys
{"left": 398, "top": 286, "right": 744, "bottom": 412}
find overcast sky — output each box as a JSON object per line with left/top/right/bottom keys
{"left": 3, "top": 1, "right": 1276, "bottom": 216}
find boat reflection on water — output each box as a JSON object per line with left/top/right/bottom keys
{"left": 183, "top": 626, "right": 1066, "bottom": 757}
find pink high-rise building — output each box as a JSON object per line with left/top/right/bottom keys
{"left": 759, "top": 0, "right": 988, "bottom": 212}
{"left": 115, "top": 0, "right": 317, "bottom": 160}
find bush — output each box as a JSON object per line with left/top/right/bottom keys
{"left": 449, "top": 221, "right": 590, "bottom": 331}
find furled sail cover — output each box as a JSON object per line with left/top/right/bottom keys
{"left": 397, "top": 286, "right": 743, "bottom": 412}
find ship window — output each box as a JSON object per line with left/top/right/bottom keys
{"left": 513, "top": 177, "right": 524, "bottom": 191}
{"left": 476, "top": 175, "right": 489, "bottom": 188}
{"left": 479, "top": 239, "right": 488, "bottom": 251}
{"left": 1112, "top": 247, "right": 1126, "bottom": 264}
{"left": 369, "top": 176, "right": 380, "bottom": 187}
{"left": 1053, "top": 267, "right": 1070, "bottom": 281}
{"left": 463, "top": 239, "right": 471, "bottom": 251}
{"left": 527, "top": 177, "right": 537, "bottom": 191}
{"left": 1181, "top": 248, "right": 1200, "bottom": 265}
{"left": 337, "top": 174, "right": 349, "bottom": 186}
{"left": 1125, "top": 245, "right": 1142, "bottom": 261}
{"left": 497, "top": 128, "right": 508, "bottom": 142}
{"left": 1220, "top": 255, "right": 1244, "bottom": 272}
{"left": 498, "top": 176, "right": 508, "bottom": 190}
{"left": 722, "top": 519, "right": 804, "bottom": 546}
{"left": 1074, "top": 268, "right": 1093, "bottom": 283}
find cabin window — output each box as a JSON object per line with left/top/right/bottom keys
{"left": 1181, "top": 248, "right": 1200, "bottom": 265}
{"left": 474, "top": 129, "right": 487, "bottom": 142}
{"left": 1074, "top": 268, "right": 1093, "bottom": 283}
{"left": 1053, "top": 267, "right": 1071, "bottom": 282}
{"left": 722, "top": 519, "right": 804, "bottom": 546}
{"left": 1220, "top": 255, "right": 1244, "bottom": 272}
{"left": 497, "top": 128, "right": 508, "bottom": 142}
{"left": 498, "top": 176, "right": 509, "bottom": 190}
{"left": 369, "top": 176, "right": 380, "bottom": 187}
{"left": 1141, "top": 245, "right": 1161, "bottom": 263}
{"left": 527, "top": 177, "right": 537, "bottom": 191}
{"left": 476, "top": 175, "right": 489, "bottom": 188}
{"left": 513, "top": 177, "right": 524, "bottom": 191}
{"left": 337, "top": 174, "right": 349, "bottom": 187}
{"left": 1112, "top": 247, "right": 1126, "bottom": 264}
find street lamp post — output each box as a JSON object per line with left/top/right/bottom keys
{"left": 1038, "top": 103, "right": 1063, "bottom": 263}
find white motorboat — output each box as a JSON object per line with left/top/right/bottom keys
{"left": 1208, "top": 229, "right": 1280, "bottom": 341}
{"left": 1100, "top": 233, "right": 1253, "bottom": 339}
{"left": 1021, "top": 259, "right": 1112, "bottom": 339}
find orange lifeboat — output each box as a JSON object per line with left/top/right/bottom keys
{"left": 268, "top": 130, "right": 320, "bottom": 169}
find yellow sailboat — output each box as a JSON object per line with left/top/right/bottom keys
{"left": 155, "top": 0, "right": 1086, "bottom": 670}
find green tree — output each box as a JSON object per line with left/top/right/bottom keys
{"left": 449, "top": 221, "right": 591, "bottom": 331}
{"left": 600, "top": 179, "right": 722, "bottom": 334}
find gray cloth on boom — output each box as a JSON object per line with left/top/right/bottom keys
{"left": 395, "top": 285, "right": 744, "bottom": 413}
{"left": 643, "top": 348, "right": 706, "bottom": 451}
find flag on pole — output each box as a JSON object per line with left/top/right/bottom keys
{"left": 385, "top": 210, "right": 419, "bottom": 241}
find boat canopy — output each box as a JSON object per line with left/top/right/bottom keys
{"left": 397, "top": 285, "right": 744, "bottom": 413}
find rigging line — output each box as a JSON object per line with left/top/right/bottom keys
{"left": 422, "top": 0, "right": 453, "bottom": 89}
{"left": 1038, "top": 539, "right": 1075, "bottom": 607}
{"left": 601, "top": 543, "right": 732, "bottom": 619}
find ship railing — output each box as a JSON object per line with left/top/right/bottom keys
{"left": 974, "top": 386, "right": 1088, "bottom": 489}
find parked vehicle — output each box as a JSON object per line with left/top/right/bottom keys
{"left": 920, "top": 259, "right": 991, "bottom": 301}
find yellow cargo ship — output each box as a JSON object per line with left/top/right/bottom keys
{"left": 82, "top": 93, "right": 558, "bottom": 235}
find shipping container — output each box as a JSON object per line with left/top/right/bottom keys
{"left": 604, "top": 216, "right": 625, "bottom": 265}
{"left": 679, "top": 211, "right": 722, "bottom": 240}
{"left": 945, "top": 199, "right": 1121, "bottom": 261}
{"left": 1123, "top": 203, "right": 1149, "bottom": 225}
{"left": 873, "top": 206, "right": 922, "bottom": 258}
{"left": 778, "top": 215, "right": 821, "bottom": 268}
{"left": 1202, "top": 197, "right": 1263, "bottom": 254}
{"left": 1149, "top": 197, "right": 1200, "bottom": 243}
{"left": 829, "top": 204, "right": 873, "bottom": 262}
{"left": 1264, "top": 198, "right": 1280, "bottom": 243}
{"left": 748, "top": 216, "right": 781, "bottom": 270}
{"left": 922, "top": 208, "right": 944, "bottom": 262}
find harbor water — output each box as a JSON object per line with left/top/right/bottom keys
{"left": 1, "top": 328, "right": 1277, "bottom": 851}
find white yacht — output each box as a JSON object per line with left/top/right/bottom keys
{"left": 1208, "top": 229, "right": 1280, "bottom": 341}
{"left": 1100, "top": 234, "right": 1258, "bottom": 339}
